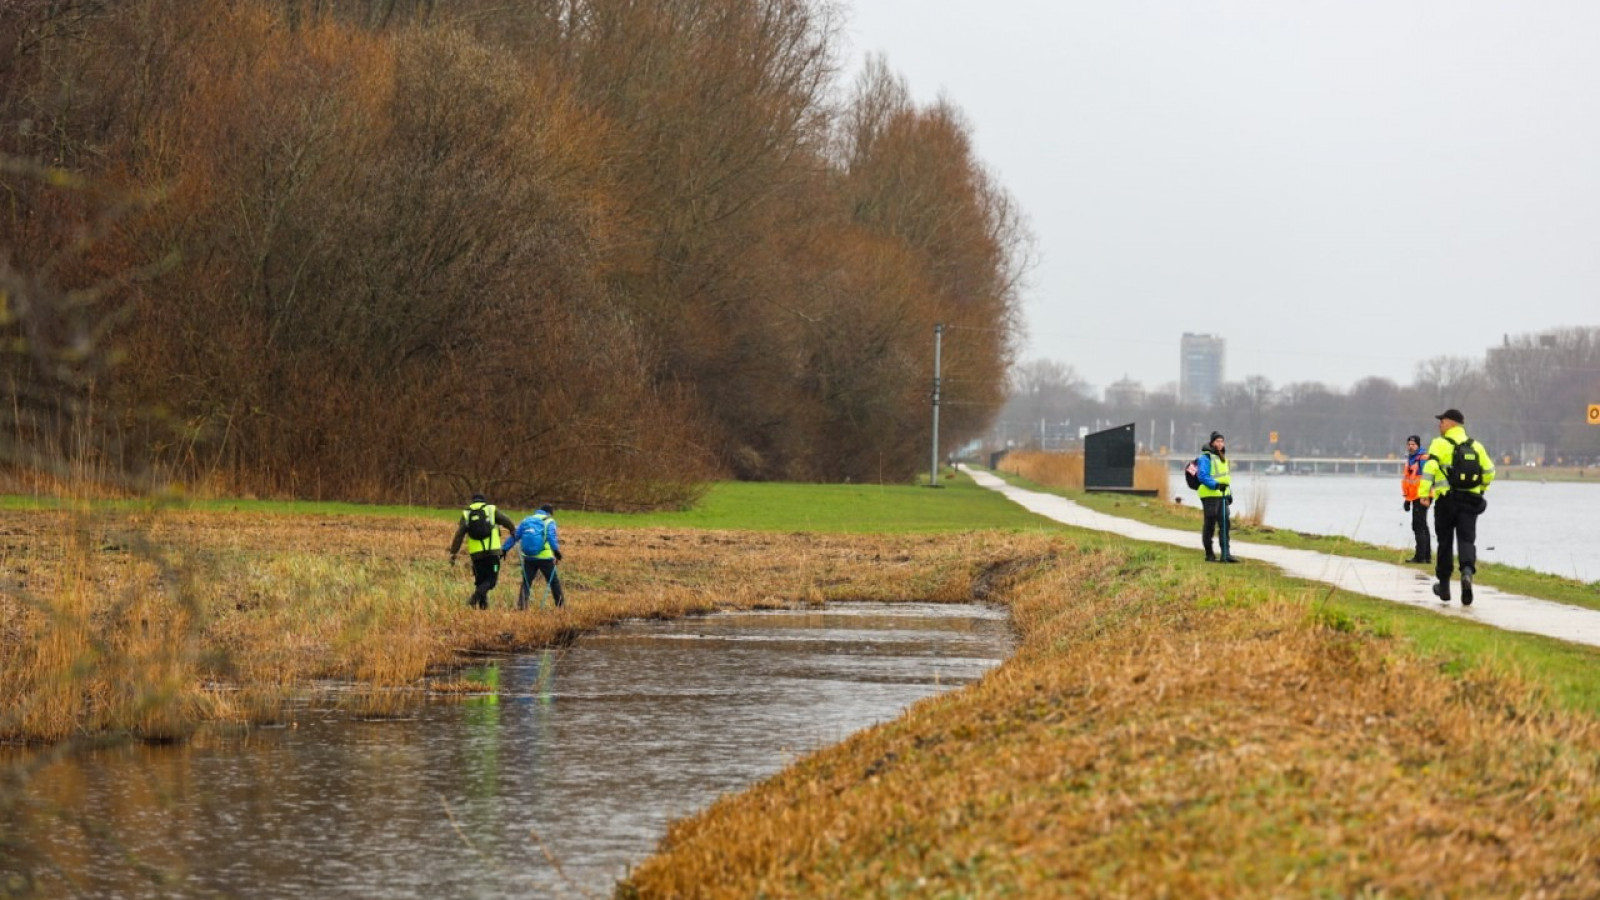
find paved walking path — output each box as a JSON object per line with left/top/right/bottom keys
{"left": 963, "top": 466, "right": 1600, "bottom": 650}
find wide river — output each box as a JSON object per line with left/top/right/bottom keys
{"left": 1169, "top": 470, "right": 1600, "bottom": 583}
{"left": 1, "top": 602, "right": 1013, "bottom": 899}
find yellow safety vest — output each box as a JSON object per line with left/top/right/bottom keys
{"left": 462, "top": 502, "right": 500, "bottom": 555}
{"left": 1420, "top": 426, "right": 1495, "bottom": 500}
{"left": 1197, "top": 450, "right": 1230, "bottom": 499}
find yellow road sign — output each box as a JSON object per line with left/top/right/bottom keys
{"left": 1590, "top": 404, "right": 1600, "bottom": 425}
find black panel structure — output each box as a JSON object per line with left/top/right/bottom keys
{"left": 1084, "top": 423, "right": 1155, "bottom": 495}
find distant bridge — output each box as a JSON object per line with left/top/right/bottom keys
{"left": 1155, "top": 453, "right": 1405, "bottom": 476}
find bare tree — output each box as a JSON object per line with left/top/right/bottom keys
{"left": 1412, "top": 355, "right": 1484, "bottom": 410}
{"left": 1484, "top": 328, "right": 1600, "bottom": 463}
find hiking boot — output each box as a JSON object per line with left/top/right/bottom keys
{"left": 1461, "top": 569, "right": 1474, "bottom": 606}
{"left": 1204, "top": 550, "right": 1216, "bottom": 562}
{"left": 1404, "top": 556, "right": 1428, "bottom": 564}
{"left": 1219, "top": 557, "right": 1240, "bottom": 563}
{"left": 1431, "top": 581, "right": 1450, "bottom": 603}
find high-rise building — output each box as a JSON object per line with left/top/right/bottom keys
{"left": 1180, "top": 333, "right": 1225, "bottom": 406}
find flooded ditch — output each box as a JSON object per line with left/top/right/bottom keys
{"left": 1, "top": 601, "right": 1013, "bottom": 899}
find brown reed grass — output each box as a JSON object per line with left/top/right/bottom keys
{"left": 618, "top": 541, "right": 1600, "bottom": 899}
{"left": 0, "top": 507, "right": 994, "bottom": 743}
{"left": 999, "top": 449, "right": 1171, "bottom": 501}
{"left": 1236, "top": 478, "right": 1270, "bottom": 527}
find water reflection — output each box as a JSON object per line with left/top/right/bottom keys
{"left": 1, "top": 603, "right": 1011, "bottom": 899}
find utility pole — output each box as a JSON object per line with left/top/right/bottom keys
{"left": 928, "top": 323, "right": 943, "bottom": 487}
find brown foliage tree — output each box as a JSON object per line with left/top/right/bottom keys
{"left": 0, "top": 0, "right": 1026, "bottom": 501}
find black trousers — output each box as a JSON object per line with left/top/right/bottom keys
{"left": 1433, "top": 493, "right": 1482, "bottom": 583}
{"left": 518, "top": 557, "right": 565, "bottom": 609}
{"left": 1410, "top": 501, "right": 1431, "bottom": 561}
{"left": 469, "top": 553, "right": 501, "bottom": 609}
{"left": 1201, "top": 495, "right": 1230, "bottom": 558}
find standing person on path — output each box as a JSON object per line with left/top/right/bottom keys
{"left": 503, "top": 504, "right": 565, "bottom": 610}
{"left": 1196, "top": 431, "right": 1238, "bottom": 563}
{"left": 449, "top": 493, "right": 517, "bottom": 610}
{"left": 1401, "top": 435, "right": 1432, "bottom": 564}
{"left": 1418, "top": 409, "right": 1495, "bottom": 606}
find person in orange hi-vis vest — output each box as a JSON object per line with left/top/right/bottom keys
{"left": 1401, "top": 435, "right": 1430, "bottom": 564}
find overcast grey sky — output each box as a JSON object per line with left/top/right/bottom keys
{"left": 842, "top": 1, "right": 1600, "bottom": 395}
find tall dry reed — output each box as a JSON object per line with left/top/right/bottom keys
{"left": 999, "top": 449, "right": 1170, "bottom": 501}
{"left": 1235, "top": 478, "right": 1270, "bottom": 527}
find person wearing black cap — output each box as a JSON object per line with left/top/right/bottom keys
{"left": 1195, "top": 431, "right": 1238, "bottom": 562}
{"left": 1417, "top": 409, "right": 1495, "bottom": 605}
{"left": 1400, "top": 434, "right": 1431, "bottom": 564}
{"left": 449, "top": 493, "right": 517, "bottom": 609}
{"left": 502, "top": 503, "right": 565, "bottom": 609}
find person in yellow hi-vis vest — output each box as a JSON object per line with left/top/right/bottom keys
{"left": 1196, "top": 431, "right": 1238, "bottom": 563}
{"left": 449, "top": 493, "right": 517, "bottom": 609}
{"left": 1417, "top": 409, "right": 1495, "bottom": 606}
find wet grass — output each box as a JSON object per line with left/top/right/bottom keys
{"left": 618, "top": 531, "right": 1600, "bottom": 899}
{"left": 0, "top": 505, "right": 1021, "bottom": 743}
{"left": 992, "top": 468, "right": 1600, "bottom": 612}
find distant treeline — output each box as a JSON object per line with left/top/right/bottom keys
{"left": 0, "top": 0, "right": 1024, "bottom": 507}
{"left": 1002, "top": 328, "right": 1600, "bottom": 465}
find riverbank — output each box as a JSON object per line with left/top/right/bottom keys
{"left": 995, "top": 467, "right": 1600, "bottom": 609}
{"left": 1493, "top": 465, "right": 1600, "bottom": 484}
{"left": 619, "top": 532, "right": 1600, "bottom": 898}
{"left": 0, "top": 503, "right": 1043, "bottom": 744}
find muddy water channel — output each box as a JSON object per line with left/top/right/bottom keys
{"left": 2, "top": 602, "right": 1012, "bottom": 899}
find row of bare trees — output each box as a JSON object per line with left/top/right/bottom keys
{"left": 998, "top": 328, "right": 1600, "bottom": 464}
{"left": 0, "top": 0, "right": 1025, "bottom": 506}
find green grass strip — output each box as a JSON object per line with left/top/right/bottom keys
{"left": 991, "top": 468, "right": 1600, "bottom": 611}
{"left": 2, "top": 471, "right": 1061, "bottom": 534}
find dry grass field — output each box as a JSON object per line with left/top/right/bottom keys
{"left": 620, "top": 542, "right": 1600, "bottom": 899}
{"left": 0, "top": 507, "right": 1012, "bottom": 743}
{"left": 9, "top": 500, "right": 1600, "bottom": 897}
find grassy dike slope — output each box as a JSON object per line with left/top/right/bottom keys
{"left": 1006, "top": 469, "right": 1600, "bottom": 612}
{"left": 619, "top": 498, "right": 1600, "bottom": 897}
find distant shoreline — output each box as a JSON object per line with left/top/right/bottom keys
{"left": 1495, "top": 466, "right": 1600, "bottom": 483}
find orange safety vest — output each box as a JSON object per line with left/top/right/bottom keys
{"left": 1401, "top": 454, "right": 1427, "bottom": 501}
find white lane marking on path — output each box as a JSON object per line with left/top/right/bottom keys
{"left": 963, "top": 466, "right": 1600, "bottom": 650}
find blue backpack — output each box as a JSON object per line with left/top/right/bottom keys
{"left": 517, "top": 515, "right": 550, "bottom": 555}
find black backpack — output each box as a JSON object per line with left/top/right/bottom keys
{"left": 1184, "top": 457, "right": 1202, "bottom": 490}
{"left": 464, "top": 503, "right": 495, "bottom": 540}
{"left": 1441, "top": 436, "right": 1485, "bottom": 492}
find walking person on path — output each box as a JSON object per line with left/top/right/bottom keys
{"left": 1196, "top": 431, "right": 1238, "bottom": 563}
{"left": 1401, "top": 434, "right": 1432, "bottom": 564}
{"left": 449, "top": 493, "right": 517, "bottom": 610}
{"left": 1417, "top": 409, "right": 1495, "bottom": 606}
{"left": 503, "top": 504, "right": 566, "bottom": 610}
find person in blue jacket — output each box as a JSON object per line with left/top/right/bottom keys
{"left": 1196, "top": 431, "right": 1238, "bottom": 563}
{"left": 501, "top": 504, "right": 566, "bottom": 609}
